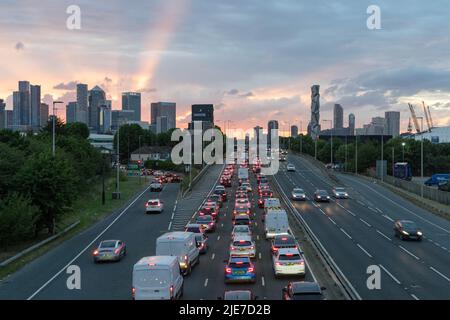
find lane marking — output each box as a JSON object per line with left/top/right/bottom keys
{"left": 340, "top": 228, "right": 352, "bottom": 239}
{"left": 204, "top": 278, "right": 209, "bottom": 287}
{"left": 256, "top": 235, "right": 260, "bottom": 241}
{"left": 376, "top": 207, "right": 383, "bottom": 213}
{"left": 211, "top": 253, "right": 215, "bottom": 260}
{"left": 347, "top": 210, "right": 356, "bottom": 217}
{"left": 429, "top": 267, "right": 450, "bottom": 282}
{"left": 168, "top": 221, "right": 172, "bottom": 230}
{"left": 356, "top": 244, "right": 372, "bottom": 258}
{"left": 399, "top": 245, "right": 420, "bottom": 260}
{"left": 411, "top": 294, "right": 420, "bottom": 300}
{"left": 217, "top": 235, "right": 221, "bottom": 241}
{"left": 359, "top": 218, "right": 372, "bottom": 227}
{"left": 379, "top": 264, "right": 401, "bottom": 285}
{"left": 258, "top": 252, "right": 262, "bottom": 260}
{"left": 383, "top": 215, "right": 395, "bottom": 222}
{"left": 376, "top": 230, "right": 392, "bottom": 241}
{"left": 261, "top": 276, "right": 265, "bottom": 287}
{"left": 27, "top": 184, "right": 153, "bottom": 300}
{"left": 329, "top": 217, "right": 337, "bottom": 225}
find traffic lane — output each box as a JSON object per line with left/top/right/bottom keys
{"left": 283, "top": 164, "right": 450, "bottom": 299}
{"left": 0, "top": 181, "right": 154, "bottom": 300}
{"left": 275, "top": 171, "right": 412, "bottom": 299}
{"left": 32, "top": 183, "right": 180, "bottom": 300}
{"left": 337, "top": 174, "right": 450, "bottom": 245}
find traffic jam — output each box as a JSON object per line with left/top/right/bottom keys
{"left": 128, "top": 158, "right": 324, "bottom": 300}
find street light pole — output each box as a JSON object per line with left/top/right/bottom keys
{"left": 402, "top": 142, "right": 406, "bottom": 162}
{"left": 417, "top": 117, "right": 424, "bottom": 198}
{"left": 52, "top": 101, "right": 63, "bottom": 157}
{"left": 299, "top": 121, "right": 303, "bottom": 155}
{"left": 355, "top": 133, "right": 358, "bottom": 174}
{"left": 323, "top": 120, "right": 333, "bottom": 166}
{"left": 381, "top": 128, "right": 384, "bottom": 182}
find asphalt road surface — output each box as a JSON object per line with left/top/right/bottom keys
{"left": 275, "top": 154, "right": 450, "bottom": 300}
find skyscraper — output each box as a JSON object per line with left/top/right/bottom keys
{"left": 13, "top": 91, "right": 20, "bottom": 128}
{"left": 348, "top": 113, "right": 355, "bottom": 136}
{"left": 99, "top": 100, "right": 112, "bottom": 133}
{"left": 76, "top": 83, "right": 88, "bottom": 124}
{"left": 254, "top": 126, "right": 263, "bottom": 156}
{"left": 333, "top": 104, "right": 344, "bottom": 129}
{"left": 14, "top": 81, "right": 31, "bottom": 128}
{"left": 267, "top": 120, "right": 279, "bottom": 150}
{"left": 385, "top": 111, "right": 400, "bottom": 137}
{"left": 30, "top": 85, "right": 41, "bottom": 129}
{"left": 40, "top": 103, "right": 49, "bottom": 127}
{"left": 88, "top": 85, "right": 106, "bottom": 132}
{"left": 291, "top": 125, "right": 299, "bottom": 137}
{"left": 122, "top": 92, "right": 142, "bottom": 122}
{"left": 188, "top": 104, "right": 214, "bottom": 131}
{"left": 156, "top": 116, "right": 168, "bottom": 134}
{"left": 0, "top": 99, "right": 5, "bottom": 129}
{"left": 66, "top": 102, "right": 77, "bottom": 124}
{"left": 151, "top": 102, "right": 176, "bottom": 132}
{"left": 111, "top": 110, "right": 135, "bottom": 131}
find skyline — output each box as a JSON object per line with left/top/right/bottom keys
{"left": 1, "top": 1, "right": 450, "bottom": 132}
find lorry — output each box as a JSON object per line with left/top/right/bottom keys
{"left": 264, "top": 209, "right": 290, "bottom": 239}
{"left": 424, "top": 174, "right": 450, "bottom": 186}
{"left": 238, "top": 167, "right": 249, "bottom": 184}
{"left": 393, "top": 162, "right": 412, "bottom": 180}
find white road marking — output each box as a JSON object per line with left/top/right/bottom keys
{"left": 399, "top": 245, "right": 420, "bottom": 260}
{"left": 204, "top": 278, "right": 209, "bottom": 287}
{"left": 356, "top": 244, "right": 372, "bottom": 258}
{"left": 211, "top": 253, "right": 215, "bottom": 260}
{"left": 256, "top": 235, "right": 260, "bottom": 241}
{"left": 383, "top": 215, "right": 395, "bottom": 222}
{"left": 340, "top": 228, "right": 352, "bottom": 239}
{"left": 430, "top": 267, "right": 450, "bottom": 282}
{"left": 319, "top": 209, "right": 326, "bottom": 215}
{"left": 259, "top": 252, "right": 262, "bottom": 260}
{"left": 379, "top": 264, "right": 401, "bottom": 285}
{"left": 168, "top": 221, "right": 172, "bottom": 230}
{"left": 27, "top": 184, "right": 153, "bottom": 300}
{"left": 411, "top": 294, "right": 420, "bottom": 300}
{"left": 254, "top": 222, "right": 258, "bottom": 227}
{"left": 347, "top": 210, "right": 356, "bottom": 217}
{"left": 359, "top": 218, "right": 372, "bottom": 227}
{"left": 217, "top": 235, "right": 221, "bottom": 241}
{"left": 376, "top": 230, "right": 392, "bottom": 241}
{"left": 261, "top": 276, "right": 265, "bottom": 286}
{"left": 328, "top": 217, "right": 337, "bottom": 225}
{"left": 376, "top": 207, "right": 382, "bottom": 213}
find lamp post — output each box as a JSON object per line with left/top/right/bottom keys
{"left": 355, "top": 133, "right": 358, "bottom": 174}
{"left": 402, "top": 142, "right": 406, "bottom": 161}
{"left": 52, "top": 101, "right": 63, "bottom": 157}
{"left": 381, "top": 127, "right": 384, "bottom": 182}
{"left": 299, "top": 121, "right": 303, "bottom": 155}
{"left": 417, "top": 117, "right": 424, "bottom": 198}
{"left": 323, "top": 119, "right": 333, "bottom": 166}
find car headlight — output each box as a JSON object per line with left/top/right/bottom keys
{"left": 344, "top": 193, "right": 348, "bottom": 196}
{"left": 327, "top": 196, "right": 330, "bottom": 199}
{"left": 317, "top": 196, "right": 321, "bottom": 199}
{"left": 401, "top": 230, "right": 409, "bottom": 235}
{"left": 417, "top": 231, "right": 423, "bottom": 236}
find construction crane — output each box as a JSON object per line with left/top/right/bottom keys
{"left": 427, "top": 105, "right": 434, "bottom": 128}
{"left": 408, "top": 103, "right": 421, "bottom": 133}
{"left": 422, "top": 101, "right": 432, "bottom": 132}
{"left": 407, "top": 117, "right": 413, "bottom": 133}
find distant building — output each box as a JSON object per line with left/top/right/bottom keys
{"left": 76, "top": 83, "right": 89, "bottom": 124}
{"left": 348, "top": 113, "right": 355, "bottom": 136}
{"left": 66, "top": 102, "right": 77, "bottom": 124}
{"left": 268, "top": 120, "right": 279, "bottom": 150}
{"left": 99, "top": 100, "right": 112, "bottom": 133}
{"left": 333, "top": 104, "right": 344, "bottom": 129}
{"left": 413, "top": 126, "right": 450, "bottom": 144}
{"left": 122, "top": 92, "right": 141, "bottom": 122}
{"left": 30, "top": 85, "right": 41, "bottom": 130}
{"left": 0, "top": 99, "right": 6, "bottom": 129}
{"left": 6, "top": 110, "right": 13, "bottom": 129}
{"left": 385, "top": 111, "right": 400, "bottom": 137}
{"left": 356, "top": 117, "right": 386, "bottom": 135}
{"left": 130, "top": 146, "right": 172, "bottom": 162}
{"left": 151, "top": 102, "right": 176, "bottom": 133}
{"left": 40, "top": 103, "right": 49, "bottom": 127}
{"left": 88, "top": 85, "right": 106, "bottom": 132}
{"left": 188, "top": 104, "right": 214, "bottom": 131}
{"left": 111, "top": 110, "right": 135, "bottom": 131}
{"left": 88, "top": 133, "right": 114, "bottom": 152}
{"left": 291, "top": 125, "right": 299, "bottom": 137}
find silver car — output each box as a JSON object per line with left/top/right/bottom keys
{"left": 93, "top": 240, "right": 126, "bottom": 263}
{"left": 332, "top": 187, "right": 349, "bottom": 199}
{"left": 291, "top": 188, "right": 306, "bottom": 201}
{"left": 287, "top": 163, "right": 296, "bottom": 172}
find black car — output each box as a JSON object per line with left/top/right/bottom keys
{"left": 394, "top": 220, "right": 423, "bottom": 241}
{"left": 282, "top": 282, "right": 325, "bottom": 300}
{"left": 213, "top": 187, "right": 227, "bottom": 201}
{"left": 313, "top": 190, "right": 330, "bottom": 202}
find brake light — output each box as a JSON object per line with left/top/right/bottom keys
{"left": 248, "top": 267, "right": 254, "bottom": 273}
{"left": 225, "top": 267, "right": 232, "bottom": 274}
{"left": 209, "top": 222, "right": 214, "bottom": 226}
{"left": 299, "top": 261, "right": 305, "bottom": 266}
{"left": 132, "top": 287, "right": 136, "bottom": 298}
{"left": 184, "top": 255, "right": 188, "bottom": 262}
{"left": 239, "top": 240, "right": 245, "bottom": 243}
{"left": 170, "top": 285, "right": 174, "bottom": 298}
{"left": 281, "top": 237, "right": 288, "bottom": 241}
{"left": 145, "top": 203, "right": 149, "bottom": 207}
{"left": 272, "top": 246, "right": 278, "bottom": 252}
{"left": 93, "top": 250, "right": 99, "bottom": 256}
{"left": 236, "top": 261, "right": 243, "bottom": 265}
{"left": 114, "top": 247, "right": 121, "bottom": 255}
{"left": 276, "top": 262, "right": 282, "bottom": 266}
{"left": 231, "top": 246, "right": 236, "bottom": 250}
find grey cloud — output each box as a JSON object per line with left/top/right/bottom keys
{"left": 53, "top": 81, "right": 78, "bottom": 90}
{"left": 15, "top": 41, "right": 24, "bottom": 51}
{"left": 138, "top": 88, "right": 157, "bottom": 93}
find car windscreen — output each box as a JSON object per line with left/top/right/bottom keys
{"left": 234, "top": 226, "right": 249, "bottom": 233}
{"left": 196, "top": 216, "right": 212, "bottom": 222}
{"left": 229, "top": 262, "right": 251, "bottom": 268}
{"left": 134, "top": 270, "right": 169, "bottom": 287}
{"left": 318, "top": 191, "right": 328, "bottom": 196}
{"left": 100, "top": 241, "right": 116, "bottom": 248}
{"left": 402, "top": 221, "right": 418, "bottom": 230}
{"left": 335, "top": 188, "right": 345, "bottom": 192}
{"left": 293, "top": 189, "right": 304, "bottom": 193}
{"left": 279, "top": 254, "right": 301, "bottom": 261}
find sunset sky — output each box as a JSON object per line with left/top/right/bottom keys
{"left": 1, "top": 0, "right": 450, "bottom": 134}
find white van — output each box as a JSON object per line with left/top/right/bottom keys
{"left": 238, "top": 168, "right": 249, "bottom": 183}
{"left": 265, "top": 209, "right": 290, "bottom": 239}
{"left": 156, "top": 232, "right": 200, "bottom": 275}
{"left": 132, "top": 256, "right": 183, "bottom": 300}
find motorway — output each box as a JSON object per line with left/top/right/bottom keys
{"left": 274, "top": 153, "right": 450, "bottom": 300}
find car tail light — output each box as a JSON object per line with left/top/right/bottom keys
{"left": 209, "top": 222, "right": 214, "bottom": 226}
{"left": 236, "top": 261, "right": 243, "bottom": 265}
{"left": 276, "top": 262, "right": 282, "bottom": 266}
{"left": 231, "top": 246, "right": 236, "bottom": 250}
{"left": 170, "top": 285, "right": 174, "bottom": 298}
{"left": 272, "top": 246, "right": 278, "bottom": 253}
{"left": 184, "top": 255, "right": 188, "bottom": 262}
{"left": 93, "top": 250, "right": 99, "bottom": 256}
{"left": 225, "top": 267, "right": 232, "bottom": 274}
{"left": 299, "top": 261, "right": 305, "bottom": 266}
{"left": 132, "top": 287, "right": 135, "bottom": 298}
{"left": 248, "top": 267, "right": 254, "bottom": 273}
{"left": 249, "top": 246, "right": 254, "bottom": 250}
{"left": 114, "top": 247, "right": 121, "bottom": 255}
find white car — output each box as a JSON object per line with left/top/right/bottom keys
{"left": 291, "top": 188, "right": 306, "bottom": 201}
{"left": 150, "top": 180, "right": 163, "bottom": 192}
{"left": 145, "top": 199, "right": 164, "bottom": 213}
{"left": 232, "top": 225, "right": 252, "bottom": 239}
{"left": 286, "top": 164, "right": 296, "bottom": 172}
{"left": 230, "top": 235, "right": 256, "bottom": 258}
{"left": 332, "top": 187, "right": 349, "bottom": 199}
{"left": 273, "top": 248, "right": 305, "bottom": 277}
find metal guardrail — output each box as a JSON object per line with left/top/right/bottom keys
{"left": 182, "top": 164, "right": 211, "bottom": 198}
{"left": 0, "top": 221, "right": 81, "bottom": 267}
{"left": 271, "top": 173, "right": 362, "bottom": 300}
